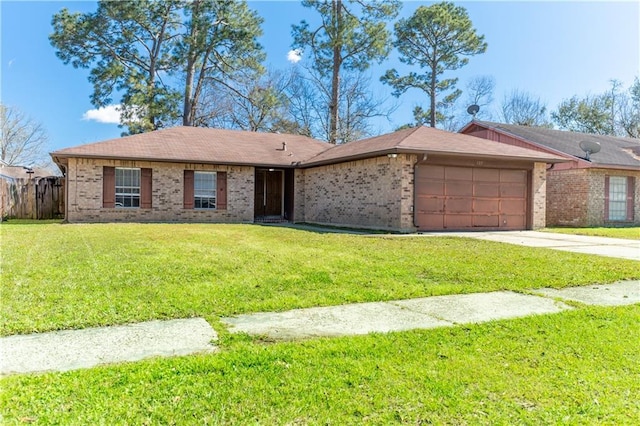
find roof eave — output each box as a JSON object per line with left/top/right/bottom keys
{"left": 300, "top": 147, "right": 567, "bottom": 168}
{"left": 419, "top": 150, "right": 567, "bottom": 164}
{"left": 49, "top": 153, "right": 301, "bottom": 169}
{"left": 299, "top": 148, "right": 403, "bottom": 167}
{"left": 586, "top": 163, "right": 640, "bottom": 171}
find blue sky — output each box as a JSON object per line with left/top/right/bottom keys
{"left": 1, "top": 0, "right": 639, "bottom": 155}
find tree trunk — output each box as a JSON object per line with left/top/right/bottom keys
{"left": 183, "top": 0, "right": 201, "bottom": 126}
{"left": 429, "top": 63, "right": 437, "bottom": 128}
{"left": 329, "top": 0, "right": 342, "bottom": 144}
{"left": 183, "top": 59, "right": 195, "bottom": 126}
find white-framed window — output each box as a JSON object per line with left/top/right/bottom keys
{"left": 115, "top": 167, "right": 140, "bottom": 208}
{"left": 194, "top": 171, "right": 216, "bottom": 209}
{"left": 608, "top": 176, "right": 627, "bottom": 221}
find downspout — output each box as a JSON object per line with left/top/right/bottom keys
{"left": 412, "top": 155, "right": 427, "bottom": 230}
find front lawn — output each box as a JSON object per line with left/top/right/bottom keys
{"left": 544, "top": 226, "right": 640, "bottom": 240}
{"left": 2, "top": 305, "right": 638, "bottom": 424}
{"left": 2, "top": 223, "right": 639, "bottom": 336}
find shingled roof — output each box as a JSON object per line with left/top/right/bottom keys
{"left": 51, "top": 125, "right": 566, "bottom": 169}
{"left": 301, "top": 125, "right": 566, "bottom": 166}
{"left": 51, "top": 126, "right": 331, "bottom": 168}
{"left": 463, "top": 121, "right": 640, "bottom": 169}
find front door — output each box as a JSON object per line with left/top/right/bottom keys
{"left": 255, "top": 169, "right": 283, "bottom": 219}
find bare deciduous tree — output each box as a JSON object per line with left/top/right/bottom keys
{"left": 501, "top": 90, "right": 551, "bottom": 127}
{"left": 618, "top": 77, "right": 640, "bottom": 138}
{"left": 465, "top": 75, "right": 495, "bottom": 115}
{"left": 1, "top": 104, "right": 50, "bottom": 166}
{"left": 293, "top": 0, "right": 400, "bottom": 143}
{"left": 284, "top": 67, "right": 393, "bottom": 143}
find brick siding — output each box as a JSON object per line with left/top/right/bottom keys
{"left": 547, "top": 168, "right": 640, "bottom": 226}
{"left": 65, "top": 158, "right": 254, "bottom": 223}
{"left": 300, "top": 155, "right": 417, "bottom": 232}
{"left": 65, "top": 155, "right": 551, "bottom": 231}
{"left": 531, "top": 162, "right": 547, "bottom": 229}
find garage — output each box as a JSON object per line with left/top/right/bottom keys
{"left": 415, "top": 164, "right": 529, "bottom": 231}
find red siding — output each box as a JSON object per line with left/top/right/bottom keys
{"left": 463, "top": 126, "right": 552, "bottom": 153}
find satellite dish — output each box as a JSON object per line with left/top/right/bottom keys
{"left": 579, "top": 140, "right": 601, "bottom": 161}
{"left": 467, "top": 104, "right": 480, "bottom": 117}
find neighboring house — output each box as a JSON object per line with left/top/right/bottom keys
{"left": 51, "top": 126, "right": 565, "bottom": 232}
{"left": 460, "top": 121, "right": 640, "bottom": 227}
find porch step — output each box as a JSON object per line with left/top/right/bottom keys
{"left": 254, "top": 216, "right": 288, "bottom": 224}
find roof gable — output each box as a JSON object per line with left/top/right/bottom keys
{"left": 464, "top": 121, "right": 640, "bottom": 169}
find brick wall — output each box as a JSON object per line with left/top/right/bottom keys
{"left": 531, "top": 162, "right": 547, "bottom": 229}
{"left": 65, "top": 158, "right": 254, "bottom": 223}
{"left": 64, "top": 155, "right": 568, "bottom": 230}
{"left": 400, "top": 155, "right": 418, "bottom": 230}
{"left": 301, "top": 155, "right": 417, "bottom": 232}
{"left": 293, "top": 168, "right": 306, "bottom": 223}
{"left": 546, "top": 167, "right": 640, "bottom": 226}
{"left": 546, "top": 168, "right": 590, "bottom": 226}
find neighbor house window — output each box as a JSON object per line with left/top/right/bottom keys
{"left": 606, "top": 175, "right": 635, "bottom": 222}
{"left": 115, "top": 167, "right": 141, "bottom": 207}
{"left": 608, "top": 176, "right": 627, "bottom": 221}
{"left": 194, "top": 171, "right": 217, "bottom": 209}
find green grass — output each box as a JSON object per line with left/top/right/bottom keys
{"left": 544, "top": 226, "right": 640, "bottom": 240}
{"left": 2, "top": 305, "right": 638, "bottom": 424}
{"left": 2, "top": 222, "right": 639, "bottom": 336}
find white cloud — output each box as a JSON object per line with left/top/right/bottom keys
{"left": 82, "top": 105, "right": 121, "bottom": 124}
{"left": 287, "top": 49, "right": 302, "bottom": 64}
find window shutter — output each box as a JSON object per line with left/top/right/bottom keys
{"left": 141, "top": 168, "right": 152, "bottom": 209}
{"left": 217, "top": 172, "right": 227, "bottom": 210}
{"left": 184, "top": 170, "right": 194, "bottom": 209}
{"left": 604, "top": 175, "right": 610, "bottom": 220}
{"left": 103, "top": 166, "right": 115, "bottom": 208}
{"left": 627, "top": 176, "right": 635, "bottom": 221}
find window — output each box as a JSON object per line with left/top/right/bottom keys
{"left": 103, "top": 166, "right": 151, "bottom": 209}
{"left": 194, "top": 171, "right": 217, "bottom": 209}
{"left": 608, "top": 176, "right": 628, "bottom": 221}
{"left": 115, "top": 167, "right": 140, "bottom": 208}
{"left": 183, "top": 170, "right": 226, "bottom": 210}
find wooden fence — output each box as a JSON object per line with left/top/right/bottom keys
{"left": 1, "top": 176, "right": 65, "bottom": 220}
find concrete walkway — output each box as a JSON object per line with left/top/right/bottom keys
{"left": 0, "top": 318, "right": 217, "bottom": 376}
{"left": 222, "top": 280, "right": 639, "bottom": 340}
{"left": 2, "top": 281, "right": 637, "bottom": 376}
{"left": 426, "top": 231, "right": 640, "bottom": 261}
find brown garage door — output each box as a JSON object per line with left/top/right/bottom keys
{"left": 415, "top": 165, "right": 528, "bottom": 231}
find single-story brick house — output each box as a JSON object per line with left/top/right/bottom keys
{"left": 460, "top": 121, "right": 640, "bottom": 227}
{"left": 51, "top": 125, "right": 565, "bottom": 232}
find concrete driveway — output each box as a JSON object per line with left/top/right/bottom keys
{"left": 429, "top": 231, "right": 640, "bottom": 261}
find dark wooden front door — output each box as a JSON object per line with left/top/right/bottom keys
{"left": 255, "top": 169, "right": 283, "bottom": 218}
